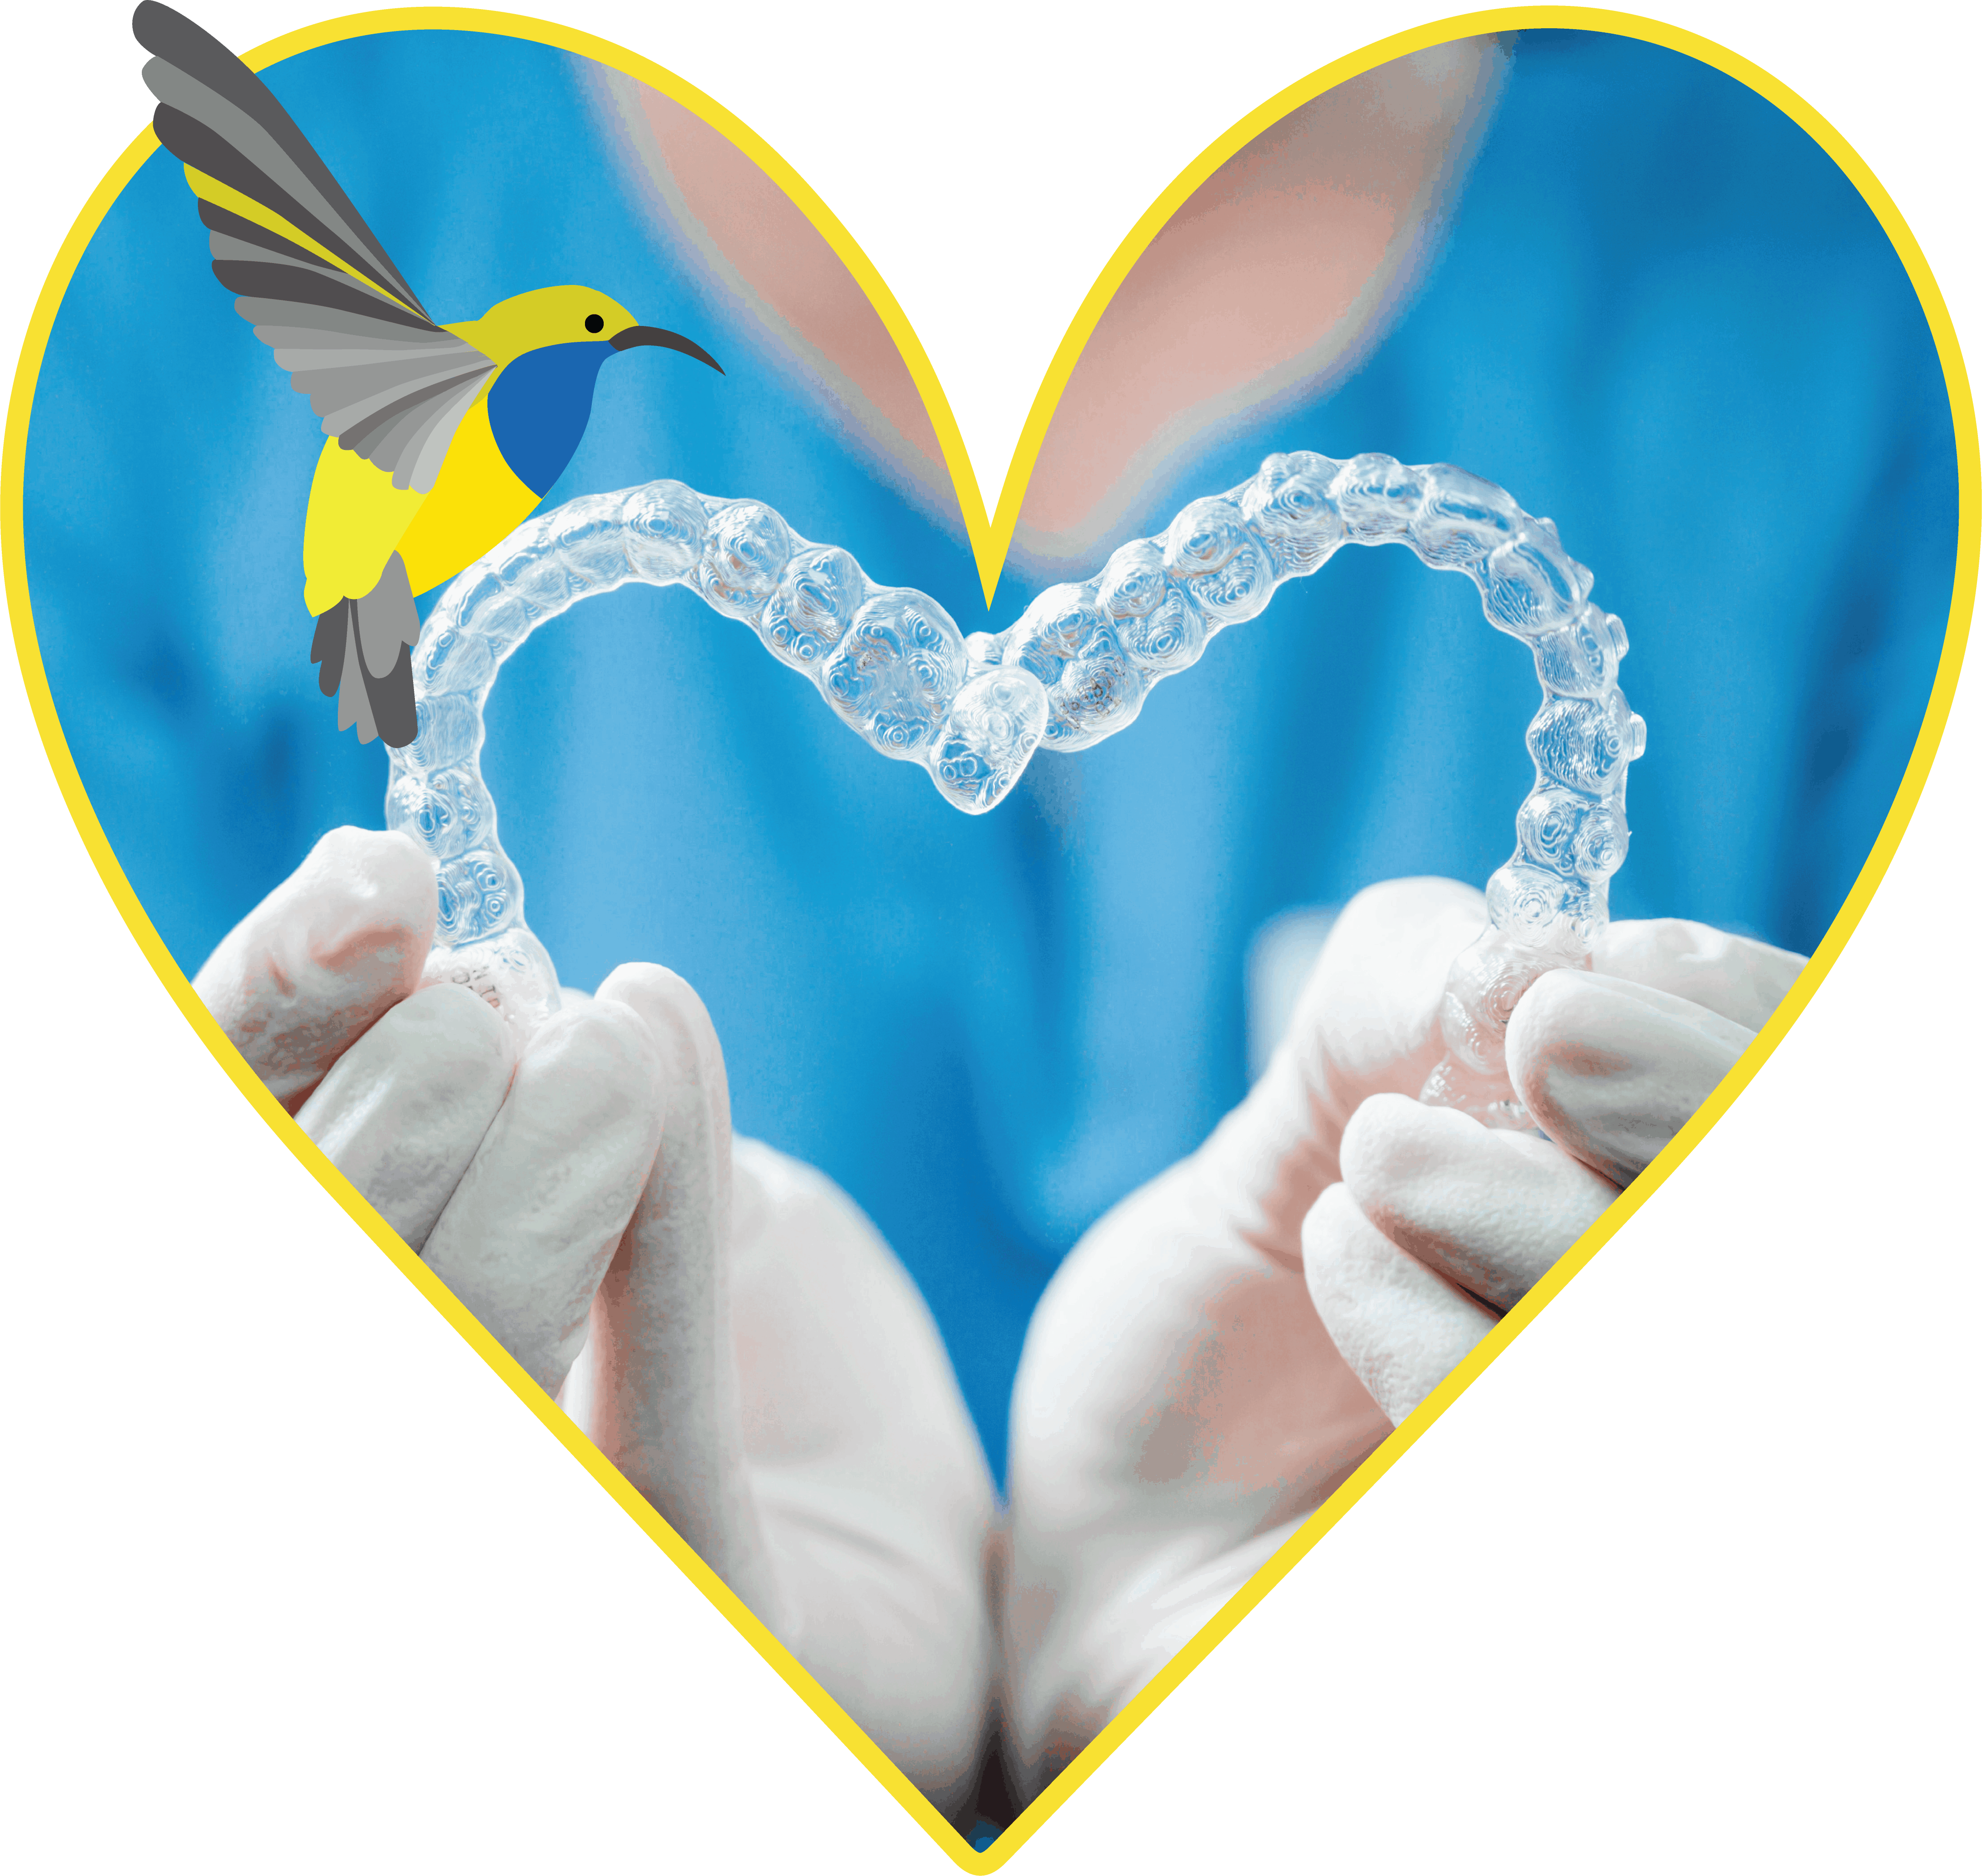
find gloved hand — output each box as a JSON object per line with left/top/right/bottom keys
{"left": 1303, "top": 896, "right": 1806, "bottom": 1427}
{"left": 1000, "top": 877, "right": 1804, "bottom": 1801}
{"left": 196, "top": 828, "right": 998, "bottom": 1821}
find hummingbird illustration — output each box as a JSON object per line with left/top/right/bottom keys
{"left": 135, "top": 3, "right": 723, "bottom": 745}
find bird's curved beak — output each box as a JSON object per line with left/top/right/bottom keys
{"left": 610, "top": 325, "right": 724, "bottom": 375}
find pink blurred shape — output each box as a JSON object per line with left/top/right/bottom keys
{"left": 589, "top": 68, "right": 959, "bottom": 523}
{"left": 585, "top": 39, "right": 1503, "bottom": 575}
{"left": 1017, "top": 39, "right": 1506, "bottom": 576}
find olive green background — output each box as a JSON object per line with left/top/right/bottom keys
{"left": 7, "top": 7, "right": 1974, "bottom": 1870}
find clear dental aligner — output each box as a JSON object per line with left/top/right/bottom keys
{"left": 386, "top": 452, "right": 1644, "bottom": 1127}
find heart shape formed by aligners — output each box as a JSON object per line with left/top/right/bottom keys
{"left": 390, "top": 454, "right": 1645, "bottom": 1136}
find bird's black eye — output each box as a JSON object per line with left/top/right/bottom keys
{"left": 585, "top": 312, "right": 605, "bottom": 334}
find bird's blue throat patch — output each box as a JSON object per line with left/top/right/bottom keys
{"left": 487, "top": 341, "right": 616, "bottom": 496}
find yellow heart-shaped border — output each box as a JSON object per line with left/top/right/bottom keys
{"left": 4, "top": 7, "right": 1974, "bottom": 1865}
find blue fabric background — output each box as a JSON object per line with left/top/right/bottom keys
{"left": 24, "top": 29, "right": 1956, "bottom": 1485}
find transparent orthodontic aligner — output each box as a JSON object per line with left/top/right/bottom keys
{"left": 386, "top": 451, "right": 1644, "bottom": 1127}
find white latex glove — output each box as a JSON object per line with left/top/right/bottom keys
{"left": 196, "top": 828, "right": 997, "bottom": 1820}
{"left": 1304, "top": 902, "right": 1805, "bottom": 1427}
{"left": 1000, "top": 877, "right": 1805, "bottom": 1802}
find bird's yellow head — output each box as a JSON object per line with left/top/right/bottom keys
{"left": 449, "top": 284, "right": 724, "bottom": 375}
{"left": 455, "top": 284, "right": 726, "bottom": 501}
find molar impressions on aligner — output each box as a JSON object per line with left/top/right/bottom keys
{"left": 385, "top": 452, "right": 1644, "bottom": 1125}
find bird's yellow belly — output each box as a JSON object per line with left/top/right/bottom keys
{"left": 395, "top": 402, "right": 543, "bottom": 597}
{"left": 301, "top": 398, "right": 541, "bottom": 613}
{"left": 302, "top": 442, "right": 421, "bottom": 615}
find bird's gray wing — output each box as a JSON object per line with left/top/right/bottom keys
{"left": 135, "top": 3, "right": 493, "bottom": 493}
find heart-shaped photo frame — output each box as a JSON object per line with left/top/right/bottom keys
{"left": 7, "top": 11, "right": 1974, "bottom": 1862}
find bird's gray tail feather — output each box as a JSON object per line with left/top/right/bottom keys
{"left": 311, "top": 553, "right": 420, "bottom": 747}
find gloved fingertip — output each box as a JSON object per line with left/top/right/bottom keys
{"left": 1590, "top": 916, "right": 1808, "bottom": 1031}
{"left": 1508, "top": 970, "right": 1754, "bottom": 1184}
{"left": 1299, "top": 1182, "right": 1495, "bottom": 1426}
{"left": 597, "top": 963, "right": 729, "bottom": 1101}
{"left": 192, "top": 827, "right": 445, "bottom": 1108}
{"left": 1506, "top": 970, "right": 1626, "bottom": 1091}
{"left": 298, "top": 980, "right": 517, "bottom": 1250}
{"left": 522, "top": 995, "right": 667, "bottom": 1113}
{"left": 1338, "top": 1090, "right": 1469, "bottom": 1199}
{"left": 597, "top": 960, "right": 704, "bottom": 1028}
{"left": 409, "top": 978, "right": 518, "bottom": 1076}
{"left": 297, "top": 826, "right": 439, "bottom": 979}
{"left": 1509, "top": 970, "right": 1754, "bottom": 1080}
